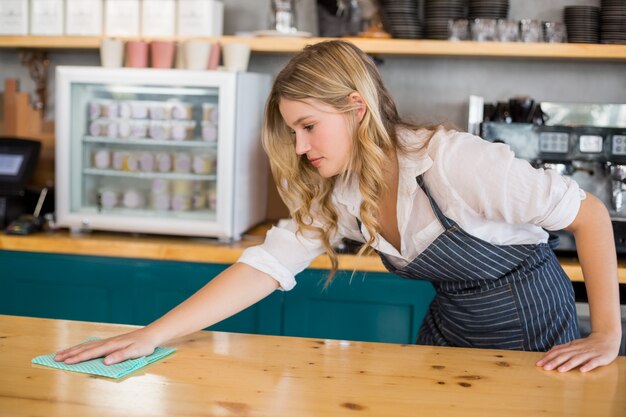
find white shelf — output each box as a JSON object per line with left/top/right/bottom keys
{"left": 78, "top": 206, "right": 216, "bottom": 221}
{"left": 83, "top": 168, "right": 216, "bottom": 181}
{"left": 83, "top": 136, "right": 217, "bottom": 148}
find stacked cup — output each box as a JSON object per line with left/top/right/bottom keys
{"left": 100, "top": 38, "right": 180, "bottom": 68}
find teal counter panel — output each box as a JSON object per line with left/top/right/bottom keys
{"left": 0, "top": 251, "right": 133, "bottom": 324}
{"left": 0, "top": 250, "right": 435, "bottom": 343}
{"left": 283, "top": 269, "right": 436, "bottom": 344}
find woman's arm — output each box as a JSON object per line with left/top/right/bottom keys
{"left": 54, "top": 262, "right": 279, "bottom": 365}
{"left": 536, "top": 193, "right": 622, "bottom": 372}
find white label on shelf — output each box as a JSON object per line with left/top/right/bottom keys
{"left": 177, "top": 0, "right": 223, "bottom": 37}
{"left": 142, "top": 0, "right": 176, "bottom": 37}
{"left": 0, "top": 0, "right": 29, "bottom": 35}
{"left": 30, "top": 0, "right": 64, "bottom": 35}
{"left": 104, "top": 0, "right": 140, "bottom": 37}
{"left": 65, "top": 0, "right": 102, "bottom": 35}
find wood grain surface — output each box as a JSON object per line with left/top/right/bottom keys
{"left": 1, "top": 315, "right": 624, "bottom": 417}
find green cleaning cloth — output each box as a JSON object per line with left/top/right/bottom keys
{"left": 32, "top": 338, "right": 176, "bottom": 379}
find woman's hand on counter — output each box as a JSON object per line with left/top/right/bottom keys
{"left": 53, "top": 327, "right": 160, "bottom": 365}
{"left": 535, "top": 331, "right": 622, "bottom": 373}
{"left": 53, "top": 263, "right": 278, "bottom": 366}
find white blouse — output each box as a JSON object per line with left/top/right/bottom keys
{"left": 238, "top": 127, "right": 585, "bottom": 291}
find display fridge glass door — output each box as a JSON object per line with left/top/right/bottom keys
{"left": 68, "top": 82, "right": 221, "bottom": 225}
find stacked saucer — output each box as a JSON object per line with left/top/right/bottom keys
{"left": 423, "top": 0, "right": 467, "bottom": 40}
{"left": 380, "top": 0, "right": 422, "bottom": 39}
{"left": 468, "top": 0, "right": 509, "bottom": 19}
{"left": 564, "top": 6, "right": 600, "bottom": 43}
{"left": 601, "top": 0, "right": 626, "bottom": 44}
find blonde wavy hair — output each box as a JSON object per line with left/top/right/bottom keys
{"left": 263, "top": 40, "right": 423, "bottom": 285}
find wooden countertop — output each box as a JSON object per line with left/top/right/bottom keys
{"left": 1, "top": 315, "right": 625, "bottom": 417}
{"left": 0, "top": 226, "right": 387, "bottom": 273}
{"left": 0, "top": 226, "right": 625, "bottom": 284}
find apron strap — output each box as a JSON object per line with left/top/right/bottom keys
{"left": 416, "top": 174, "right": 457, "bottom": 231}
{"left": 547, "top": 233, "right": 561, "bottom": 250}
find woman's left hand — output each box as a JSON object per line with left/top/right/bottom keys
{"left": 536, "top": 332, "right": 621, "bottom": 372}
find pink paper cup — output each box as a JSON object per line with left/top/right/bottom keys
{"left": 150, "top": 41, "right": 176, "bottom": 69}
{"left": 125, "top": 41, "right": 149, "bottom": 68}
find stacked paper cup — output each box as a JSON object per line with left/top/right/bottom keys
{"left": 171, "top": 180, "right": 192, "bottom": 211}
{"left": 151, "top": 178, "right": 171, "bottom": 211}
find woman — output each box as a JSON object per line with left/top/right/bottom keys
{"left": 55, "top": 40, "right": 621, "bottom": 372}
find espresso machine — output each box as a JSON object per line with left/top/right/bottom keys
{"left": 471, "top": 98, "right": 626, "bottom": 254}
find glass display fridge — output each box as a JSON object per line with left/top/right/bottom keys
{"left": 55, "top": 66, "right": 270, "bottom": 240}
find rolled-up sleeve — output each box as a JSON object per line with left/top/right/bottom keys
{"left": 237, "top": 220, "right": 327, "bottom": 291}
{"left": 442, "top": 132, "right": 584, "bottom": 231}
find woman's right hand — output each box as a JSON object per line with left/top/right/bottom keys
{"left": 53, "top": 263, "right": 279, "bottom": 366}
{"left": 53, "top": 327, "right": 160, "bottom": 365}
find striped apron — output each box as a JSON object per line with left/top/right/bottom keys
{"left": 373, "top": 175, "right": 580, "bottom": 351}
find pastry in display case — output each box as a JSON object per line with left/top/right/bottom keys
{"left": 55, "top": 66, "right": 270, "bottom": 240}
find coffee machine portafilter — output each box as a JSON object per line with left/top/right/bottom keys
{"left": 607, "top": 163, "right": 626, "bottom": 213}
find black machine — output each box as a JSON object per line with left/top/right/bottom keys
{"left": 0, "top": 137, "right": 42, "bottom": 230}
{"left": 477, "top": 101, "right": 626, "bottom": 254}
